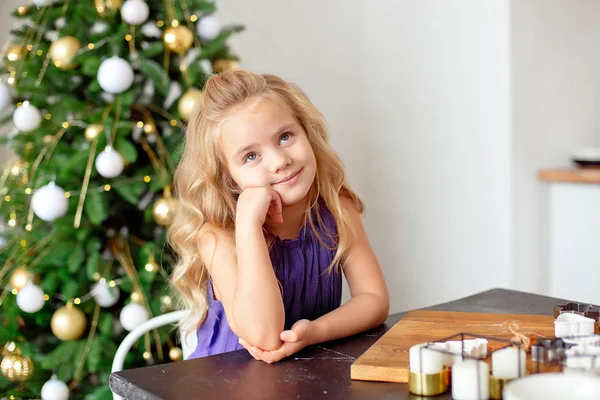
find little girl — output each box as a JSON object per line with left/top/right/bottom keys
{"left": 168, "top": 69, "right": 389, "bottom": 363}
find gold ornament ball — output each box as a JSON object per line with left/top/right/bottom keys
{"left": 213, "top": 59, "right": 240, "bottom": 74}
{"left": 17, "top": 6, "right": 28, "bottom": 16}
{"left": 49, "top": 36, "right": 82, "bottom": 70}
{"left": 51, "top": 304, "right": 87, "bottom": 340}
{"left": 152, "top": 196, "right": 179, "bottom": 227}
{"left": 169, "top": 347, "right": 183, "bottom": 362}
{"left": 178, "top": 89, "right": 203, "bottom": 121}
{"left": 163, "top": 25, "right": 194, "bottom": 54}
{"left": 9, "top": 267, "right": 32, "bottom": 291}
{"left": 6, "top": 45, "right": 25, "bottom": 63}
{"left": 0, "top": 347, "right": 34, "bottom": 382}
{"left": 85, "top": 124, "right": 104, "bottom": 141}
{"left": 94, "top": 0, "right": 122, "bottom": 17}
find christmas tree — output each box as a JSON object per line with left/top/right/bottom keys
{"left": 0, "top": 0, "right": 241, "bottom": 398}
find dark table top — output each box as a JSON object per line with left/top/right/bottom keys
{"left": 109, "top": 288, "right": 568, "bottom": 400}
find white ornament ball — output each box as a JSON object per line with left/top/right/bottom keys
{"left": 91, "top": 21, "right": 110, "bottom": 35}
{"left": 199, "top": 59, "right": 213, "bottom": 75}
{"left": 141, "top": 21, "right": 161, "bottom": 38}
{"left": 196, "top": 16, "right": 220, "bottom": 41}
{"left": 121, "top": 0, "right": 150, "bottom": 25}
{"left": 16, "top": 283, "right": 45, "bottom": 313}
{"left": 13, "top": 102, "right": 41, "bottom": 132}
{"left": 54, "top": 17, "right": 65, "bottom": 29}
{"left": 0, "top": 82, "right": 12, "bottom": 110}
{"left": 95, "top": 146, "right": 125, "bottom": 178}
{"left": 33, "top": 0, "right": 53, "bottom": 6}
{"left": 92, "top": 281, "right": 120, "bottom": 308}
{"left": 97, "top": 57, "right": 134, "bottom": 94}
{"left": 32, "top": 182, "right": 68, "bottom": 222}
{"left": 120, "top": 302, "right": 150, "bottom": 331}
{"left": 41, "top": 375, "right": 69, "bottom": 400}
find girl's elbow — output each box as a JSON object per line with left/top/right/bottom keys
{"left": 255, "top": 334, "right": 283, "bottom": 351}
{"left": 243, "top": 329, "right": 282, "bottom": 351}
{"left": 377, "top": 294, "right": 390, "bottom": 325}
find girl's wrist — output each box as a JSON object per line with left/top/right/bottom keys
{"left": 306, "top": 319, "right": 324, "bottom": 346}
{"left": 235, "top": 215, "right": 264, "bottom": 233}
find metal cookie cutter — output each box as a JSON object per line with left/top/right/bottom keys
{"left": 554, "top": 302, "right": 600, "bottom": 333}
{"left": 531, "top": 338, "right": 572, "bottom": 365}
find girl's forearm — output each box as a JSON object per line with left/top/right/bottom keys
{"left": 232, "top": 220, "right": 285, "bottom": 350}
{"left": 308, "top": 293, "right": 389, "bottom": 345}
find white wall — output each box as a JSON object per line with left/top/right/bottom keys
{"left": 510, "top": 0, "right": 600, "bottom": 294}
{"left": 363, "top": 1, "right": 511, "bottom": 310}
{"left": 219, "top": 0, "right": 512, "bottom": 312}
{"left": 0, "top": 0, "right": 20, "bottom": 45}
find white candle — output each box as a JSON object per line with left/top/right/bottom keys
{"left": 491, "top": 347, "right": 526, "bottom": 379}
{"left": 452, "top": 359, "right": 489, "bottom": 400}
{"left": 409, "top": 343, "right": 443, "bottom": 374}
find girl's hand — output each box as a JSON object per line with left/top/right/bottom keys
{"left": 236, "top": 187, "right": 283, "bottom": 226}
{"left": 238, "top": 319, "right": 313, "bottom": 364}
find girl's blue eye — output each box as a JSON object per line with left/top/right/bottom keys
{"left": 280, "top": 133, "right": 291, "bottom": 144}
{"left": 244, "top": 153, "right": 257, "bottom": 163}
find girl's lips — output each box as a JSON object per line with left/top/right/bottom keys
{"left": 276, "top": 169, "right": 302, "bottom": 185}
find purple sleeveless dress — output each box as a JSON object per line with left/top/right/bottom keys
{"left": 187, "top": 204, "right": 342, "bottom": 359}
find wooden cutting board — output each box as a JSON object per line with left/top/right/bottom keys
{"left": 350, "top": 310, "right": 556, "bottom": 383}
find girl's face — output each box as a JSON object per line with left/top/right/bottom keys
{"left": 220, "top": 98, "right": 317, "bottom": 206}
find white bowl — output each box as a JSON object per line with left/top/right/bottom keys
{"left": 555, "top": 313, "right": 595, "bottom": 337}
{"left": 504, "top": 372, "right": 600, "bottom": 400}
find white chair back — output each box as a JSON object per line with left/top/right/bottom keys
{"left": 111, "top": 310, "right": 199, "bottom": 400}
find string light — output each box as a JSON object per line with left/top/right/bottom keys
{"left": 8, "top": 211, "right": 17, "bottom": 227}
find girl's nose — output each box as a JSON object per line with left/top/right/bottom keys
{"left": 269, "top": 150, "right": 291, "bottom": 173}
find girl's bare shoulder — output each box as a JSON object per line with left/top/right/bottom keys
{"left": 196, "top": 223, "right": 236, "bottom": 259}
